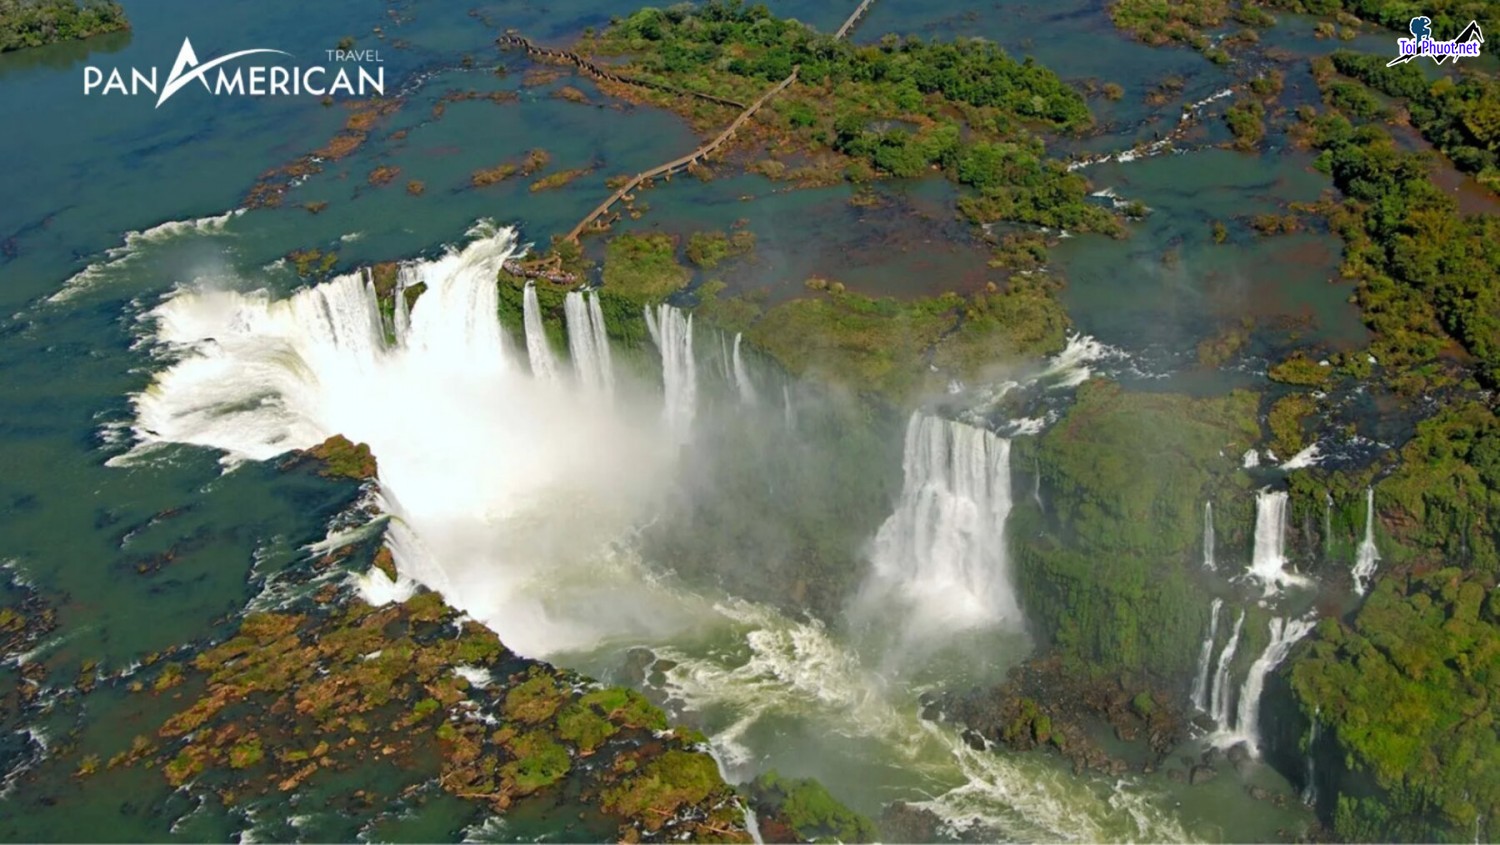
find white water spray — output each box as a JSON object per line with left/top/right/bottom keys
{"left": 1202, "top": 501, "right": 1215, "bottom": 571}
{"left": 123, "top": 223, "right": 679, "bottom": 655}
{"left": 1247, "top": 489, "right": 1311, "bottom": 595}
{"left": 645, "top": 304, "right": 697, "bottom": 444}
{"left": 522, "top": 282, "right": 559, "bottom": 382}
{"left": 1209, "top": 610, "right": 1245, "bottom": 730}
{"left": 1351, "top": 487, "right": 1380, "bottom": 595}
{"left": 1190, "top": 598, "right": 1222, "bottom": 712}
{"left": 1219, "top": 616, "right": 1317, "bottom": 756}
{"left": 859, "top": 413, "right": 1023, "bottom": 637}
{"left": 563, "top": 290, "right": 615, "bottom": 398}
{"left": 732, "top": 332, "right": 756, "bottom": 405}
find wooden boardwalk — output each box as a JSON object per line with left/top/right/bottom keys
{"left": 835, "top": 0, "right": 877, "bottom": 39}
{"left": 546, "top": 0, "right": 877, "bottom": 244}
{"left": 499, "top": 34, "right": 747, "bottom": 110}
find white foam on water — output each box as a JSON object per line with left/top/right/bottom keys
{"left": 49, "top": 209, "right": 244, "bottom": 303}
{"left": 1281, "top": 443, "right": 1323, "bottom": 470}
{"left": 455, "top": 665, "right": 492, "bottom": 688}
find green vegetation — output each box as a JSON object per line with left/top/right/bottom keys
{"left": 602, "top": 232, "right": 692, "bottom": 300}
{"left": 1302, "top": 105, "right": 1500, "bottom": 387}
{"left": 747, "top": 771, "right": 877, "bottom": 843}
{"left": 739, "top": 280, "right": 1068, "bottom": 402}
{"left": 585, "top": 3, "right": 1121, "bottom": 235}
{"left": 1109, "top": 0, "right": 1231, "bottom": 50}
{"left": 1268, "top": 352, "right": 1333, "bottom": 388}
{"left": 1109, "top": 0, "right": 1272, "bottom": 60}
{"left": 529, "top": 167, "right": 593, "bottom": 192}
{"left": 1290, "top": 568, "right": 1500, "bottom": 842}
{"left": 0, "top": 0, "right": 127, "bottom": 52}
{"left": 1261, "top": 0, "right": 1491, "bottom": 36}
{"left": 685, "top": 227, "right": 755, "bottom": 269}
{"left": 103, "top": 566, "right": 751, "bottom": 842}
{"left": 1376, "top": 401, "right": 1500, "bottom": 575}
{"left": 1012, "top": 380, "right": 1261, "bottom": 678}
{"left": 1224, "top": 99, "right": 1267, "bottom": 150}
{"left": 1267, "top": 393, "right": 1317, "bottom": 456}
{"left": 304, "top": 434, "right": 378, "bottom": 481}
{"left": 601, "top": 750, "right": 744, "bottom": 836}
{"left": 1327, "top": 50, "right": 1500, "bottom": 192}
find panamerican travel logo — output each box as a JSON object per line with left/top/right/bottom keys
{"left": 1389, "top": 16, "right": 1484, "bottom": 66}
{"left": 84, "top": 38, "right": 385, "bottom": 107}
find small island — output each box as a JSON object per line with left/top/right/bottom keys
{"left": 0, "top": 0, "right": 129, "bottom": 53}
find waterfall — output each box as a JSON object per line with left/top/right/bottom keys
{"left": 645, "top": 304, "right": 697, "bottom": 443}
{"left": 563, "top": 291, "right": 614, "bottom": 397}
{"left": 1209, "top": 610, "right": 1245, "bottom": 729}
{"left": 1202, "top": 501, "right": 1215, "bottom": 570}
{"left": 1351, "top": 487, "right": 1380, "bottom": 595}
{"left": 522, "top": 282, "right": 559, "bottom": 382}
{"left": 1302, "top": 707, "right": 1320, "bottom": 806}
{"left": 718, "top": 332, "right": 732, "bottom": 381}
{"left": 861, "top": 413, "right": 1023, "bottom": 634}
{"left": 391, "top": 276, "right": 411, "bottom": 345}
{"left": 1247, "top": 489, "right": 1310, "bottom": 595}
{"left": 1223, "top": 616, "right": 1317, "bottom": 756}
{"left": 1190, "top": 598, "right": 1223, "bottom": 712}
{"left": 782, "top": 383, "right": 795, "bottom": 429}
{"left": 1031, "top": 457, "right": 1044, "bottom": 512}
{"left": 731, "top": 332, "right": 756, "bottom": 405}
{"left": 1323, "top": 493, "right": 1333, "bottom": 561}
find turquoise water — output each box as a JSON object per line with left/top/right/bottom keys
{"left": 4, "top": 1, "right": 1487, "bottom": 841}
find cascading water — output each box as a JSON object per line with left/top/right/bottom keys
{"left": 1302, "top": 707, "right": 1320, "bottom": 806}
{"left": 731, "top": 332, "right": 756, "bottom": 405}
{"left": 781, "top": 383, "right": 795, "bottom": 429}
{"left": 1247, "top": 489, "right": 1311, "bottom": 595}
{"left": 124, "top": 223, "right": 677, "bottom": 655}
{"left": 1323, "top": 493, "right": 1333, "bottom": 561}
{"left": 1209, "top": 610, "right": 1245, "bottom": 729}
{"left": 858, "top": 413, "right": 1023, "bottom": 638}
{"left": 644, "top": 303, "right": 697, "bottom": 444}
{"left": 1351, "top": 487, "right": 1380, "bottom": 595}
{"left": 390, "top": 271, "right": 411, "bottom": 344}
{"left": 1190, "top": 598, "right": 1223, "bottom": 712}
{"left": 563, "top": 290, "right": 614, "bottom": 398}
{"left": 522, "top": 281, "right": 559, "bottom": 382}
{"left": 1219, "top": 616, "right": 1317, "bottom": 756}
{"left": 1031, "top": 457, "right": 1044, "bottom": 512}
{"left": 1202, "top": 501, "right": 1215, "bottom": 571}
{"left": 119, "top": 221, "right": 1201, "bottom": 844}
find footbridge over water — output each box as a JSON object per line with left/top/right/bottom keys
{"left": 500, "top": 0, "right": 879, "bottom": 245}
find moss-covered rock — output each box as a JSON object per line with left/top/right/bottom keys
{"left": 94, "top": 544, "right": 751, "bottom": 843}
{"left": 1287, "top": 567, "right": 1500, "bottom": 842}
{"left": 1012, "top": 380, "right": 1260, "bottom": 679}
{"left": 745, "top": 770, "right": 876, "bottom": 843}
{"left": 302, "top": 434, "right": 378, "bottom": 481}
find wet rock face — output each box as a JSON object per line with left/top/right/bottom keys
{"left": 934, "top": 656, "right": 1188, "bottom": 778}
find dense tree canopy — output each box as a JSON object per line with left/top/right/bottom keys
{"left": 0, "top": 0, "right": 127, "bottom": 52}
